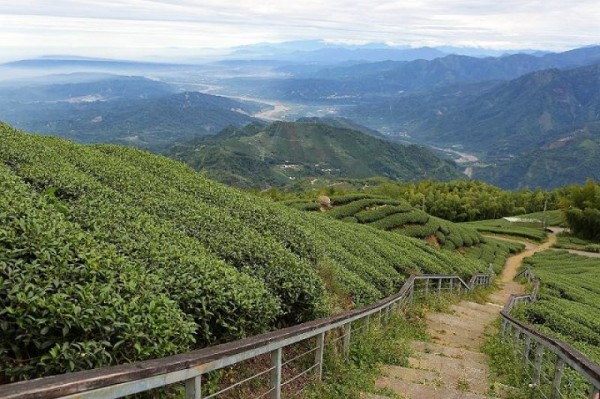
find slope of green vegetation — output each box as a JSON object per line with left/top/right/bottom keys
{"left": 462, "top": 219, "right": 548, "bottom": 242}
{"left": 167, "top": 121, "right": 462, "bottom": 188}
{"left": 279, "top": 194, "right": 483, "bottom": 251}
{"left": 364, "top": 180, "right": 558, "bottom": 222}
{"left": 559, "top": 179, "right": 600, "bottom": 241}
{"left": 516, "top": 251, "right": 600, "bottom": 363}
{"left": 554, "top": 233, "right": 600, "bottom": 253}
{"left": 0, "top": 123, "right": 488, "bottom": 381}
{"left": 463, "top": 238, "right": 525, "bottom": 274}
{"left": 517, "top": 209, "right": 564, "bottom": 227}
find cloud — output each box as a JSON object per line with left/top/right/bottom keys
{"left": 0, "top": 0, "right": 599, "bottom": 61}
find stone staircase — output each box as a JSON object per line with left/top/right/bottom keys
{"left": 366, "top": 281, "right": 524, "bottom": 398}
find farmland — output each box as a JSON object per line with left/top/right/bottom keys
{"left": 516, "top": 251, "right": 600, "bottom": 363}
{"left": 280, "top": 194, "right": 483, "bottom": 251}
{"left": 0, "top": 123, "right": 492, "bottom": 381}
{"left": 462, "top": 218, "right": 548, "bottom": 242}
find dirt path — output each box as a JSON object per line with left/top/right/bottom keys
{"left": 500, "top": 231, "right": 557, "bottom": 282}
{"left": 369, "top": 231, "right": 558, "bottom": 399}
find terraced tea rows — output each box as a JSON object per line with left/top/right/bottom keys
{"left": 0, "top": 123, "right": 490, "bottom": 381}
{"left": 282, "top": 194, "right": 482, "bottom": 250}
{"left": 516, "top": 250, "right": 600, "bottom": 363}
{"left": 462, "top": 218, "right": 548, "bottom": 242}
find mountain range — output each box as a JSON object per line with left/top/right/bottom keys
{"left": 0, "top": 75, "right": 262, "bottom": 148}
{"left": 218, "top": 46, "right": 600, "bottom": 103}
{"left": 2, "top": 44, "right": 600, "bottom": 189}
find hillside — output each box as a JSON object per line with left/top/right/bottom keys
{"left": 0, "top": 76, "right": 262, "bottom": 148}
{"left": 280, "top": 193, "right": 524, "bottom": 274}
{"left": 0, "top": 122, "right": 489, "bottom": 380}
{"left": 415, "top": 63, "right": 600, "bottom": 156}
{"left": 472, "top": 123, "right": 600, "bottom": 189}
{"left": 284, "top": 193, "right": 482, "bottom": 248}
{"left": 167, "top": 121, "right": 462, "bottom": 188}
{"left": 518, "top": 251, "right": 600, "bottom": 363}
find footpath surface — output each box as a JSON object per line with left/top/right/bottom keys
{"left": 366, "top": 232, "right": 557, "bottom": 399}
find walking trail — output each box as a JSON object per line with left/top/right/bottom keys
{"left": 366, "top": 231, "right": 558, "bottom": 399}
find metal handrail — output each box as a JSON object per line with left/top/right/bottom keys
{"left": 500, "top": 268, "right": 600, "bottom": 397}
{"left": 0, "top": 273, "right": 491, "bottom": 399}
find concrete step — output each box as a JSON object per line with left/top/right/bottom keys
{"left": 411, "top": 341, "right": 488, "bottom": 364}
{"left": 407, "top": 352, "right": 489, "bottom": 394}
{"left": 460, "top": 301, "right": 501, "bottom": 314}
{"left": 427, "top": 313, "right": 488, "bottom": 333}
{"left": 376, "top": 377, "right": 490, "bottom": 399}
{"left": 428, "top": 320, "right": 487, "bottom": 350}
{"left": 449, "top": 304, "right": 498, "bottom": 323}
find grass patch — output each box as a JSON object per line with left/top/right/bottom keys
{"left": 303, "top": 308, "right": 429, "bottom": 399}
{"left": 517, "top": 210, "right": 564, "bottom": 227}
{"left": 481, "top": 320, "right": 537, "bottom": 399}
{"left": 463, "top": 219, "right": 547, "bottom": 242}
{"left": 553, "top": 232, "right": 600, "bottom": 253}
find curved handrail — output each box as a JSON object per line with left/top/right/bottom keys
{"left": 501, "top": 268, "right": 600, "bottom": 391}
{"left": 0, "top": 273, "right": 486, "bottom": 399}
{"left": 500, "top": 310, "right": 600, "bottom": 388}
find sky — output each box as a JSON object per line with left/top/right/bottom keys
{"left": 1, "top": 0, "right": 600, "bottom": 62}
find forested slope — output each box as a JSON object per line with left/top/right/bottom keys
{"left": 0, "top": 123, "right": 487, "bottom": 381}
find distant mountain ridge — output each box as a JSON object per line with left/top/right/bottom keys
{"left": 167, "top": 121, "right": 462, "bottom": 188}
{"left": 472, "top": 123, "right": 600, "bottom": 189}
{"left": 413, "top": 62, "right": 600, "bottom": 155}
{"left": 0, "top": 76, "right": 263, "bottom": 148}
{"left": 231, "top": 45, "right": 600, "bottom": 102}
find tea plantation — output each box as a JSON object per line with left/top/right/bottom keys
{"left": 517, "top": 251, "right": 600, "bottom": 363}
{"left": 0, "top": 123, "right": 492, "bottom": 381}
{"left": 282, "top": 194, "right": 483, "bottom": 250}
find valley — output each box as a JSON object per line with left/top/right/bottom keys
{"left": 2, "top": 0, "right": 600, "bottom": 397}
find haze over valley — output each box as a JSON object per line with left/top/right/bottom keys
{"left": 1, "top": 40, "right": 600, "bottom": 189}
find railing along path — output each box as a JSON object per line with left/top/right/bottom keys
{"left": 0, "top": 273, "right": 492, "bottom": 399}
{"left": 501, "top": 267, "right": 600, "bottom": 399}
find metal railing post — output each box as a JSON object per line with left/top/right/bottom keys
{"left": 533, "top": 345, "right": 545, "bottom": 386}
{"left": 437, "top": 278, "right": 442, "bottom": 293}
{"left": 501, "top": 319, "right": 508, "bottom": 337}
{"left": 513, "top": 330, "right": 521, "bottom": 353}
{"left": 449, "top": 278, "right": 453, "bottom": 292}
{"left": 315, "top": 332, "right": 325, "bottom": 381}
{"left": 384, "top": 305, "right": 390, "bottom": 323}
{"left": 523, "top": 335, "right": 531, "bottom": 368}
{"left": 425, "top": 278, "right": 429, "bottom": 295}
{"left": 185, "top": 376, "right": 202, "bottom": 399}
{"left": 551, "top": 358, "right": 565, "bottom": 399}
{"left": 409, "top": 284, "right": 414, "bottom": 304}
{"left": 343, "top": 323, "right": 351, "bottom": 357}
{"left": 270, "top": 348, "right": 282, "bottom": 399}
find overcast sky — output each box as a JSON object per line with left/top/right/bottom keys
{"left": 1, "top": 0, "right": 599, "bottom": 61}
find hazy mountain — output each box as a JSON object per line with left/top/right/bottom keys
{"left": 167, "top": 121, "right": 462, "bottom": 188}
{"left": 472, "top": 123, "right": 600, "bottom": 190}
{"left": 231, "top": 45, "right": 600, "bottom": 102}
{"left": 223, "top": 40, "right": 552, "bottom": 64}
{"left": 0, "top": 74, "right": 177, "bottom": 102}
{"left": 1, "top": 57, "right": 188, "bottom": 71}
{"left": 414, "top": 62, "right": 600, "bottom": 156}
{"left": 0, "top": 76, "right": 262, "bottom": 147}
{"left": 294, "top": 116, "right": 386, "bottom": 138}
